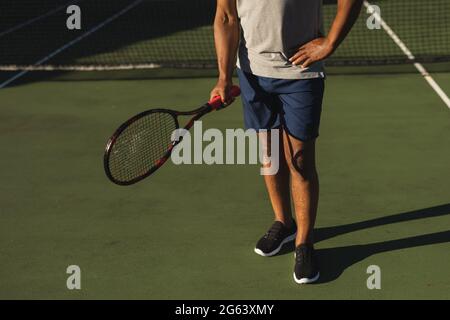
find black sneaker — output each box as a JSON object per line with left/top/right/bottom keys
{"left": 254, "top": 221, "right": 297, "bottom": 257}
{"left": 293, "top": 244, "right": 320, "bottom": 284}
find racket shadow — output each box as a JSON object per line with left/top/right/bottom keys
{"left": 276, "top": 203, "right": 450, "bottom": 283}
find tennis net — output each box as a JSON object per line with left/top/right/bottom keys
{"left": 1, "top": 0, "right": 449, "bottom": 71}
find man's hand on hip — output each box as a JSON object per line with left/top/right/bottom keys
{"left": 289, "top": 37, "right": 335, "bottom": 68}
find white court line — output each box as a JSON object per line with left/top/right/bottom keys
{"left": 364, "top": 1, "right": 450, "bottom": 109}
{"left": 0, "top": 0, "right": 81, "bottom": 38}
{"left": 0, "top": 64, "right": 163, "bottom": 71}
{"left": 0, "top": 0, "right": 144, "bottom": 89}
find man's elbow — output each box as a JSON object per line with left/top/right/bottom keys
{"left": 215, "top": 10, "right": 238, "bottom": 26}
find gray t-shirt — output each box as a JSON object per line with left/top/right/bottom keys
{"left": 236, "top": 0, "right": 325, "bottom": 79}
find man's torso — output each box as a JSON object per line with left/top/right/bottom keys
{"left": 236, "top": 0, "right": 325, "bottom": 79}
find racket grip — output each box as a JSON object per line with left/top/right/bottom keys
{"left": 208, "top": 85, "right": 241, "bottom": 110}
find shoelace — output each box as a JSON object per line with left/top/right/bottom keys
{"left": 295, "top": 247, "right": 308, "bottom": 263}
{"left": 264, "top": 223, "right": 284, "bottom": 240}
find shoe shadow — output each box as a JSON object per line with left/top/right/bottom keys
{"left": 315, "top": 230, "right": 450, "bottom": 284}
{"left": 276, "top": 204, "right": 450, "bottom": 283}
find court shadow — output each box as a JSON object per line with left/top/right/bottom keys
{"left": 277, "top": 204, "right": 450, "bottom": 282}
{"left": 315, "top": 203, "right": 450, "bottom": 243}
{"left": 315, "top": 230, "right": 450, "bottom": 284}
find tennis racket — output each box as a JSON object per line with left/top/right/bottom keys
{"left": 104, "top": 86, "right": 241, "bottom": 186}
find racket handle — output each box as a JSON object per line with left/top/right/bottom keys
{"left": 208, "top": 85, "right": 241, "bottom": 110}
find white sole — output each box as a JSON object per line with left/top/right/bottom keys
{"left": 293, "top": 272, "right": 320, "bottom": 284}
{"left": 254, "top": 233, "right": 296, "bottom": 257}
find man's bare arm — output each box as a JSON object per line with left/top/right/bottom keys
{"left": 290, "top": 0, "right": 363, "bottom": 68}
{"left": 210, "top": 0, "right": 239, "bottom": 103}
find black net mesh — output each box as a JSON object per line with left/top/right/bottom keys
{"left": 1, "top": 0, "right": 449, "bottom": 71}
{"left": 107, "top": 111, "right": 177, "bottom": 183}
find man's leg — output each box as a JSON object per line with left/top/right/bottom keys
{"left": 253, "top": 128, "right": 297, "bottom": 257}
{"left": 282, "top": 132, "right": 319, "bottom": 246}
{"left": 278, "top": 77, "right": 323, "bottom": 283}
{"left": 260, "top": 129, "right": 294, "bottom": 228}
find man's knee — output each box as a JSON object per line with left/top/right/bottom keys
{"left": 286, "top": 148, "right": 316, "bottom": 181}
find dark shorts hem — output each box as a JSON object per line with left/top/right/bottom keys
{"left": 237, "top": 68, "right": 324, "bottom": 141}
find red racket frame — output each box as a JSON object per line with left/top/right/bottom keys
{"left": 104, "top": 86, "right": 241, "bottom": 185}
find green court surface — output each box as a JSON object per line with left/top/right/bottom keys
{"left": 0, "top": 73, "right": 449, "bottom": 299}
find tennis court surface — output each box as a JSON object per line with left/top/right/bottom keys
{"left": 0, "top": 0, "right": 449, "bottom": 299}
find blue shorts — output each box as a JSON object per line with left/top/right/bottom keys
{"left": 237, "top": 68, "right": 325, "bottom": 141}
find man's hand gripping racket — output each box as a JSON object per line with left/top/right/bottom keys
{"left": 104, "top": 86, "right": 241, "bottom": 185}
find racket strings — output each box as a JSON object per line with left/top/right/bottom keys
{"left": 108, "top": 112, "right": 177, "bottom": 183}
